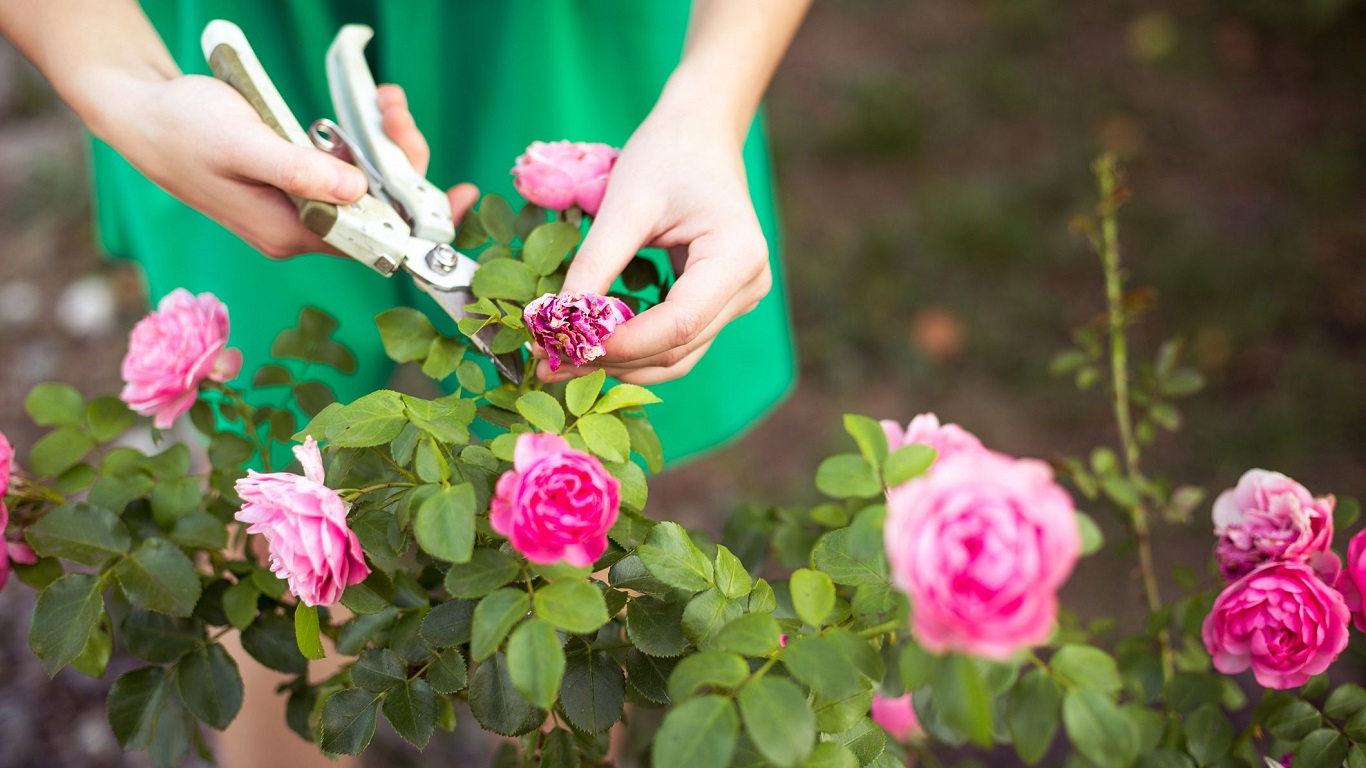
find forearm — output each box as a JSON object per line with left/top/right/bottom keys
{"left": 663, "top": 0, "right": 812, "bottom": 141}
{"left": 0, "top": 0, "right": 178, "bottom": 139}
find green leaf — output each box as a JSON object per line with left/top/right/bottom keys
{"left": 404, "top": 395, "right": 474, "bottom": 445}
{"left": 469, "top": 653, "right": 539, "bottom": 737}
{"left": 422, "top": 335, "right": 466, "bottom": 380}
{"left": 108, "top": 665, "right": 192, "bottom": 765}
{"left": 653, "top": 695, "right": 740, "bottom": 768}
{"left": 1051, "top": 644, "right": 1123, "bottom": 694}
{"left": 375, "top": 307, "right": 438, "bottom": 362}
{"left": 566, "top": 369, "right": 606, "bottom": 417}
{"left": 114, "top": 538, "right": 202, "bottom": 617}
{"left": 151, "top": 477, "right": 202, "bottom": 528}
{"left": 682, "top": 588, "right": 743, "bottom": 649}
{"left": 812, "top": 527, "right": 888, "bottom": 587}
{"left": 712, "top": 545, "right": 753, "bottom": 600}
{"left": 748, "top": 578, "right": 778, "bottom": 614}
{"left": 1348, "top": 708, "right": 1366, "bottom": 741}
{"left": 241, "top": 613, "right": 308, "bottom": 675}
{"left": 169, "top": 512, "right": 227, "bottom": 550}
{"left": 804, "top": 742, "right": 860, "bottom": 768}
{"left": 26, "top": 382, "right": 86, "bottom": 427}
{"left": 222, "top": 581, "right": 260, "bottom": 631}
{"left": 591, "top": 384, "right": 662, "bottom": 414}
{"left": 606, "top": 459, "right": 649, "bottom": 511}
{"left": 1165, "top": 671, "right": 1224, "bottom": 714}
{"left": 471, "top": 588, "right": 531, "bottom": 661}
{"left": 1349, "top": 744, "right": 1366, "bottom": 768}
{"left": 480, "top": 194, "right": 516, "bottom": 243}
{"left": 739, "top": 676, "right": 816, "bottom": 768}
{"left": 415, "top": 483, "right": 476, "bottom": 563}
{"left": 294, "top": 604, "right": 325, "bottom": 661}
{"left": 844, "top": 414, "right": 890, "bottom": 469}
{"left": 353, "top": 648, "right": 407, "bottom": 692}
{"left": 539, "top": 727, "right": 580, "bottom": 768}
{"left": 816, "top": 454, "right": 882, "bottom": 499}
{"left": 30, "top": 426, "right": 95, "bottom": 476}
{"left": 1076, "top": 512, "right": 1104, "bottom": 556}
{"left": 667, "top": 651, "right": 749, "bottom": 701}
{"left": 882, "top": 444, "right": 936, "bottom": 487}
{"left": 507, "top": 617, "right": 564, "bottom": 709}
{"left": 25, "top": 502, "right": 130, "bottom": 565}
{"left": 421, "top": 599, "right": 475, "bottom": 648}
{"left": 626, "top": 596, "right": 687, "bottom": 657}
{"left": 175, "top": 644, "right": 243, "bottom": 730}
{"left": 319, "top": 688, "right": 381, "bottom": 755}
{"left": 1187, "top": 703, "right": 1235, "bottom": 764}
{"left": 933, "top": 654, "right": 993, "bottom": 747}
{"left": 1334, "top": 497, "right": 1361, "bottom": 532}
{"left": 790, "top": 568, "right": 836, "bottom": 627}
{"left": 522, "top": 221, "right": 582, "bottom": 276}
{"left": 446, "top": 548, "right": 520, "bottom": 598}
{"left": 327, "top": 390, "right": 407, "bottom": 447}
{"left": 1008, "top": 667, "right": 1063, "bottom": 765}
{"left": 1324, "top": 683, "right": 1366, "bottom": 720}
{"left": 623, "top": 412, "right": 665, "bottom": 473}
{"left": 1063, "top": 687, "right": 1138, "bottom": 768}
{"left": 1293, "top": 729, "right": 1351, "bottom": 768}
{"left": 71, "top": 619, "right": 112, "bottom": 678}
{"left": 473, "top": 257, "right": 537, "bottom": 302}
{"left": 341, "top": 570, "right": 395, "bottom": 615}
{"left": 383, "top": 678, "right": 437, "bottom": 749}
{"left": 783, "top": 636, "right": 862, "bottom": 700}
{"left": 29, "top": 573, "right": 103, "bottom": 676}
{"left": 576, "top": 412, "right": 630, "bottom": 463}
{"left": 87, "top": 396, "right": 136, "bottom": 441}
{"left": 121, "top": 610, "right": 202, "bottom": 663}
{"left": 832, "top": 717, "right": 887, "bottom": 765}
{"left": 713, "top": 612, "right": 781, "bottom": 658}
{"left": 534, "top": 580, "right": 610, "bottom": 634}
{"left": 638, "top": 522, "right": 714, "bottom": 592}
{"left": 515, "top": 390, "right": 566, "bottom": 434}
{"left": 1265, "top": 698, "right": 1322, "bottom": 741}
{"left": 1136, "top": 750, "right": 1196, "bottom": 768}
{"left": 426, "top": 648, "right": 469, "bottom": 694}
{"left": 253, "top": 363, "right": 294, "bottom": 388}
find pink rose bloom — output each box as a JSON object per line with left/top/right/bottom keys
{"left": 120, "top": 289, "right": 243, "bottom": 429}
{"left": 1340, "top": 529, "right": 1366, "bottom": 631}
{"left": 524, "top": 293, "right": 634, "bottom": 372}
{"left": 0, "top": 432, "right": 35, "bottom": 592}
{"left": 511, "top": 140, "right": 619, "bottom": 216}
{"left": 234, "top": 437, "right": 369, "bottom": 606}
{"left": 1202, "top": 561, "right": 1350, "bottom": 689}
{"left": 491, "top": 433, "right": 620, "bottom": 567}
{"left": 0, "top": 430, "right": 11, "bottom": 514}
{"left": 871, "top": 694, "right": 921, "bottom": 742}
{"left": 880, "top": 413, "right": 985, "bottom": 469}
{"left": 1212, "top": 469, "right": 1334, "bottom": 582}
{"left": 885, "top": 450, "right": 1081, "bottom": 660}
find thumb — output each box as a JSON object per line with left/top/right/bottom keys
{"left": 235, "top": 122, "right": 368, "bottom": 204}
{"left": 561, "top": 201, "right": 650, "bottom": 296}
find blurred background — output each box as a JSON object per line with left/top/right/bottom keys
{"left": 1, "top": 0, "right": 1364, "bottom": 765}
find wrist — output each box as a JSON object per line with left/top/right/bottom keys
{"left": 654, "top": 66, "right": 755, "bottom": 146}
{"left": 67, "top": 64, "right": 176, "bottom": 145}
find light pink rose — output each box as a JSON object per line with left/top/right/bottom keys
{"left": 524, "top": 293, "right": 634, "bottom": 372}
{"left": 871, "top": 694, "right": 921, "bottom": 742}
{"left": 1202, "top": 561, "right": 1350, "bottom": 689}
{"left": 0, "top": 432, "right": 34, "bottom": 591}
{"left": 120, "top": 289, "right": 243, "bottom": 429}
{"left": 491, "top": 433, "right": 620, "bottom": 567}
{"left": 880, "top": 413, "right": 985, "bottom": 469}
{"left": 885, "top": 450, "right": 1081, "bottom": 660}
{"left": 1341, "top": 529, "right": 1366, "bottom": 631}
{"left": 234, "top": 437, "right": 369, "bottom": 606}
{"left": 0, "top": 430, "right": 11, "bottom": 516}
{"left": 1212, "top": 469, "right": 1334, "bottom": 582}
{"left": 511, "top": 140, "right": 619, "bottom": 216}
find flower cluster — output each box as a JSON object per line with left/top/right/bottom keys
{"left": 524, "top": 292, "right": 634, "bottom": 371}
{"left": 883, "top": 414, "right": 1081, "bottom": 660}
{"left": 511, "top": 140, "right": 619, "bottom": 217}
{"left": 1202, "top": 469, "right": 1363, "bottom": 688}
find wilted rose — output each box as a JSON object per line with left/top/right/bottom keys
{"left": 511, "top": 140, "right": 619, "bottom": 216}
{"left": 1341, "top": 529, "right": 1366, "bottom": 631}
{"left": 524, "top": 293, "right": 634, "bottom": 372}
{"left": 235, "top": 437, "right": 370, "bottom": 606}
{"left": 491, "top": 432, "right": 619, "bottom": 567}
{"left": 871, "top": 694, "right": 921, "bottom": 742}
{"left": 119, "top": 289, "right": 243, "bottom": 429}
{"left": 1202, "top": 561, "right": 1350, "bottom": 689}
{"left": 1212, "top": 469, "right": 1334, "bottom": 582}
{"left": 880, "top": 413, "right": 984, "bottom": 469}
{"left": 885, "top": 450, "right": 1081, "bottom": 660}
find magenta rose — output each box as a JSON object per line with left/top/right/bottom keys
{"left": 511, "top": 140, "right": 619, "bottom": 216}
{"left": 885, "top": 450, "right": 1081, "bottom": 660}
{"left": 491, "top": 432, "right": 620, "bottom": 567}
{"left": 1212, "top": 469, "right": 1334, "bottom": 582}
{"left": 1341, "top": 529, "right": 1366, "bottom": 631}
{"left": 871, "top": 694, "right": 921, "bottom": 742}
{"left": 120, "top": 289, "right": 243, "bottom": 429}
{"left": 0, "top": 430, "right": 11, "bottom": 514}
{"left": 234, "top": 437, "right": 370, "bottom": 606}
{"left": 880, "top": 413, "right": 985, "bottom": 469}
{"left": 1202, "top": 561, "right": 1350, "bottom": 689}
{"left": 524, "top": 293, "right": 634, "bottom": 372}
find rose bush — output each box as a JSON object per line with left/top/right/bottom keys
{"left": 0, "top": 153, "right": 1364, "bottom": 768}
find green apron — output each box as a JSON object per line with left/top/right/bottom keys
{"left": 92, "top": 0, "right": 795, "bottom": 465}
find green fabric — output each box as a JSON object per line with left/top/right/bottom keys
{"left": 92, "top": 0, "right": 795, "bottom": 465}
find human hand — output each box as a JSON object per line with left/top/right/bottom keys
{"left": 95, "top": 77, "right": 477, "bottom": 258}
{"left": 536, "top": 97, "right": 772, "bottom": 385}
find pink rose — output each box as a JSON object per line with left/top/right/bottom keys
{"left": 885, "top": 450, "right": 1081, "bottom": 660}
{"left": 491, "top": 433, "right": 620, "bottom": 567}
{"left": 871, "top": 694, "right": 921, "bottom": 742}
{"left": 511, "top": 140, "right": 619, "bottom": 216}
{"left": 120, "top": 289, "right": 243, "bottom": 429}
{"left": 234, "top": 437, "right": 370, "bottom": 606}
{"left": 0, "top": 430, "right": 11, "bottom": 514}
{"left": 1212, "top": 469, "right": 1334, "bottom": 582}
{"left": 0, "top": 432, "right": 35, "bottom": 592}
{"left": 1341, "top": 530, "right": 1366, "bottom": 631}
{"left": 524, "top": 293, "right": 634, "bottom": 372}
{"left": 1202, "top": 561, "right": 1350, "bottom": 689}
{"left": 880, "top": 413, "right": 985, "bottom": 469}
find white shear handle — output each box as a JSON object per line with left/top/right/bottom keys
{"left": 327, "top": 25, "right": 455, "bottom": 244}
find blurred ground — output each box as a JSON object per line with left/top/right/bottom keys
{"left": 1, "top": 0, "right": 1365, "bottom": 766}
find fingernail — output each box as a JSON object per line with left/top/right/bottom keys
{"left": 334, "top": 168, "right": 366, "bottom": 201}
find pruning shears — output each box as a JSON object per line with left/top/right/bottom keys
{"left": 201, "top": 20, "right": 524, "bottom": 383}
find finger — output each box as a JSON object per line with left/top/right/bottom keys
{"left": 377, "top": 84, "right": 430, "bottom": 176}
{"left": 608, "top": 342, "right": 711, "bottom": 385}
{"left": 231, "top": 183, "right": 349, "bottom": 259}
{"left": 560, "top": 196, "right": 653, "bottom": 297}
{"left": 228, "top": 120, "right": 368, "bottom": 204}
{"left": 447, "top": 183, "right": 480, "bottom": 228}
